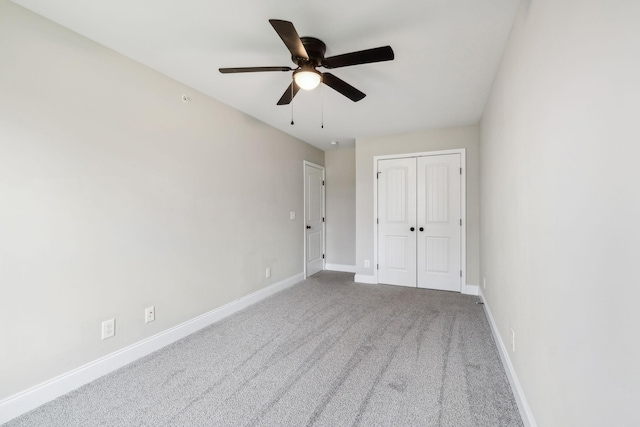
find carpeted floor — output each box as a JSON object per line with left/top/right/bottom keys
{"left": 6, "top": 271, "right": 523, "bottom": 426}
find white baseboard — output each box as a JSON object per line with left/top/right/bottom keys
{"left": 0, "top": 273, "right": 304, "bottom": 425}
{"left": 462, "top": 284, "right": 479, "bottom": 295}
{"left": 353, "top": 274, "right": 377, "bottom": 284}
{"left": 479, "top": 289, "right": 537, "bottom": 427}
{"left": 324, "top": 263, "right": 356, "bottom": 273}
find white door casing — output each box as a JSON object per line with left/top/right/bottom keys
{"left": 304, "top": 161, "right": 325, "bottom": 278}
{"left": 376, "top": 151, "right": 463, "bottom": 292}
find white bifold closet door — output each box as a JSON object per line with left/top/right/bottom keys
{"left": 378, "top": 154, "right": 461, "bottom": 292}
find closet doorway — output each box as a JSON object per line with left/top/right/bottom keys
{"left": 376, "top": 150, "right": 465, "bottom": 292}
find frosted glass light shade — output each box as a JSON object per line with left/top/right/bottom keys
{"left": 294, "top": 69, "right": 322, "bottom": 90}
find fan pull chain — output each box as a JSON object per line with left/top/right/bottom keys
{"left": 290, "top": 82, "right": 295, "bottom": 125}
{"left": 321, "top": 83, "right": 324, "bottom": 129}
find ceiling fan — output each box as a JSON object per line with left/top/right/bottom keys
{"left": 219, "top": 19, "right": 394, "bottom": 105}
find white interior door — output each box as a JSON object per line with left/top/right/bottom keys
{"left": 416, "top": 154, "right": 461, "bottom": 291}
{"left": 377, "top": 153, "right": 462, "bottom": 291}
{"left": 304, "top": 162, "right": 324, "bottom": 277}
{"left": 377, "top": 158, "right": 417, "bottom": 286}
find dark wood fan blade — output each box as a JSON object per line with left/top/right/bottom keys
{"left": 219, "top": 66, "right": 292, "bottom": 73}
{"left": 277, "top": 81, "right": 301, "bottom": 105}
{"left": 269, "top": 19, "right": 309, "bottom": 60}
{"left": 322, "top": 46, "right": 394, "bottom": 69}
{"left": 322, "top": 73, "right": 366, "bottom": 102}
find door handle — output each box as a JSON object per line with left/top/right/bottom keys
{"left": 419, "top": 227, "right": 424, "bottom": 232}
{"left": 306, "top": 225, "right": 311, "bottom": 229}
{"left": 410, "top": 227, "right": 415, "bottom": 232}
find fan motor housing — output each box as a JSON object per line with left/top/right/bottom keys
{"left": 294, "top": 37, "right": 327, "bottom": 67}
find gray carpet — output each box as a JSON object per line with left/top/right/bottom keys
{"left": 6, "top": 271, "right": 523, "bottom": 426}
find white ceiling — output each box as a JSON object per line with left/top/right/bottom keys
{"left": 11, "top": 0, "right": 520, "bottom": 150}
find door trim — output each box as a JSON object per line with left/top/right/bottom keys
{"left": 373, "top": 149, "right": 466, "bottom": 291}
{"left": 303, "top": 161, "right": 325, "bottom": 279}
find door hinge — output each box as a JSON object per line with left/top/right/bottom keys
{"left": 376, "top": 172, "right": 381, "bottom": 179}
{"left": 377, "top": 218, "right": 379, "bottom": 224}
{"left": 322, "top": 180, "right": 325, "bottom": 186}
{"left": 460, "top": 270, "right": 462, "bottom": 277}
{"left": 323, "top": 254, "right": 325, "bottom": 259}
{"left": 377, "top": 264, "right": 379, "bottom": 270}
{"left": 460, "top": 167, "right": 462, "bottom": 175}
{"left": 322, "top": 217, "right": 325, "bottom": 222}
{"left": 460, "top": 219, "right": 462, "bottom": 226}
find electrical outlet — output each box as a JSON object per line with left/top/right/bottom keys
{"left": 102, "top": 319, "right": 115, "bottom": 340}
{"left": 290, "top": 211, "right": 296, "bottom": 220}
{"left": 364, "top": 260, "right": 370, "bottom": 268}
{"left": 145, "top": 306, "right": 155, "bottom": 323}
{"left": 483, "top": 277, "right": 486, "bottom": 289}
{"left": 510, "top": 327, "right": 515, "bottom": 352}
{"left": 266, "top": 267, "right": 271, "bottom": 278}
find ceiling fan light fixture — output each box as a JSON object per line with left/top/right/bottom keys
{"left": 220, "top": 20, "right": 394, "bottom": 105}
{"left": 294, "top": 68, "right": 322, "bottom": 90}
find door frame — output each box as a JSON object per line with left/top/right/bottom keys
{"left": 373, "top": 149, "right": 466, "bottom": 291}
{"left": 303, "top": 161, "right": 326, "bottom": 279}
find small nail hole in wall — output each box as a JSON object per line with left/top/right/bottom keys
{"left": 182, "top": 95, "right": 190, "bottom": 103}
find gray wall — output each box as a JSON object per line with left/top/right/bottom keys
{"left": 355, "top": 125, "right": 480, "bottom": 286}
{"left": 480, "top": 0, "right": 640, "bottom": 425}
{"left": 325, "top": 148, "right": 356, "bottom": 268}
{"left": 0, "top": 1, "right": 323, "bottom": 400}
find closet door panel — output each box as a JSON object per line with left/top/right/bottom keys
{"left": 377, "top": 158, "right": 417, "bottom": 286}
{"left": 417, "top": 154, "right": 461, "bottom": 291}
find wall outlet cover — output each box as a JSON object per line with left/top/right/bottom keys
{"left": 145, "top": 307, "right": 155, "bottom": 323}
{"left": 102, "top": 319, "right": 115, "bottom": 340}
